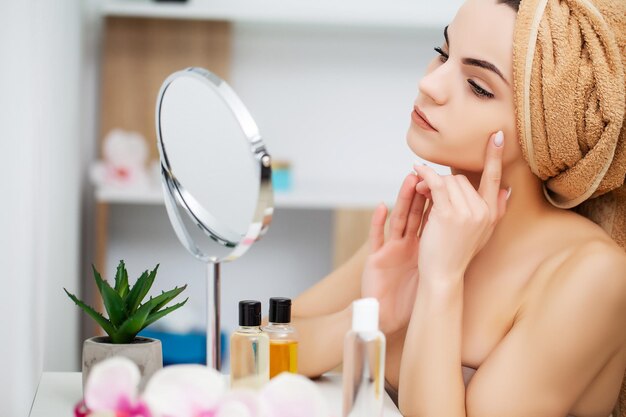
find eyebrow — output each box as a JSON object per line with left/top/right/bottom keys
{"left": 444, "top": 25, "right": 510, "bottom": 86}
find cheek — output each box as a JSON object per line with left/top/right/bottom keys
{"left": 446, "top": 130, "right": 490, "bottom": 170}
{"left": 448, "top": 101, "right": 519, "bottom": 170}
{"left": 496, "top": 100, "right": 520, "bottom": 166}
{"left": 406, "top": 103, "right": 518, "bottom": 172}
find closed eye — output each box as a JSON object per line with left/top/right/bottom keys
{"left": 468, "top": 79, "right": 494, "bottom": 99}
{"left": 434, "top": 47, "right": 494, "bottom": 99}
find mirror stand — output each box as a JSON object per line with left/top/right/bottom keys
{"left": 206, "top": 262, "right": 221, "bottom": 370}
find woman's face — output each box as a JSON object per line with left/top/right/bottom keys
{"left": 406, "top": 0, "right": 520, "bottom": 172}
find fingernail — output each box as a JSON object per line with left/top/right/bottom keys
{"left": 494, "top": 131, "right": 504, "bottom": 147}
{"left": 506, "top": 186, "right": 512, "bottom": 200}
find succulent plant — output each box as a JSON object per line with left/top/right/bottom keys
{"left": 64, "top": 260, "right": 187, "bottom": 344}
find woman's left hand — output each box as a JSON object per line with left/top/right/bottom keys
{"left": 414, "top": 131, "right": 509, "bottom": 281}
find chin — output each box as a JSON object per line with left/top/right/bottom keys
{"left": 406, "top": 130, "right": 445, "bottom": 165}
{"left": 406, "top": 131, "right": 481, "bottom": 172}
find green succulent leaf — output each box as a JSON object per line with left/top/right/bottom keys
{"left": 110, "top": 315, "right": 147, "bottom": 343}
{"left": 113, "top": 284, "right": 187, "bottom": 342}
{"left": 114, "top": 260, "right": 129, "bottom": 299}
{"left": 139, "top": 285, "right": 186, "bottom": 316}
{"left": 113, "top": 297, "right": 155, "bottom": 343}
{"left": 63, "top": 288, "right": 116, "bottom": 336}
{"left": 124, "top": 270, "right": 149, "bottom": 314}
{"left": 125, "top": 265, "right": 159, "bottom": 315}
{"left": 149, "top": 285, "right": 188, "bottom": 314}
{"left": 142, "top": 298, "right": 188, "bottom": 330}
{"left": 92, "top": 265, "right": 126, "bottom": 328}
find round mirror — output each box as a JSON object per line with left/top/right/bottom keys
{"left": 156, "top": 67, "right": 273, "bottom": 263}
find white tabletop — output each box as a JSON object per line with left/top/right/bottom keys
{"left": 30, "top": 372, "right": 402, "bottom": 417}
{"left": 30, "top": 373, "right": 82, "bottom": 417}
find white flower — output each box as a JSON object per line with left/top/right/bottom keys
{"left": 259, "top": 373, "right": 330, "bottom": 417}
{"left": 142, "top": 364, "right": 226, "bottom": 417}
{"left": 215, "top": 390, "right": 262, "bottom": 417}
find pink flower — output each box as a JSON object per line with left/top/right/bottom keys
{"left": 82, "top": 357, "right": 150, "bottom": 417}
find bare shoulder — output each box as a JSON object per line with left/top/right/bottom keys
{"left": 538, "top": 208, "right": 626, "bottom": 264}
{"left": 523, "top": 207, "right": 626, "bottom": 325}
{"left": 533, "top": 237, "right": 626, "bottom": 338}
{"left": 556, "top": 238, "right": 626, "bottom": 294}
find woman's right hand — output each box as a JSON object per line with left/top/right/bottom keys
{"left": 361, "top": 173, "right": 427, "bottom": 335}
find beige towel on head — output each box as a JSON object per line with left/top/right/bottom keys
{"left": 512, "top": 0, "right": 626, "bottom": 415}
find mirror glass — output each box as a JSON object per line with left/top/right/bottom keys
{"left": 156, "top": 68, "right": 273, "bottom": 263}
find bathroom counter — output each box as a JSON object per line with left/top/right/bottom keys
{"left": 30, "top": 372, "right": 402, "bottom": 416}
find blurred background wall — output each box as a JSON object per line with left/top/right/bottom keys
{"left": 0, "top": 0, "right": 83, "bottom": 415}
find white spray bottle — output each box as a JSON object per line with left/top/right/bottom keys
{"left": 342, "top": 297, "right": 386, "bottom": 417}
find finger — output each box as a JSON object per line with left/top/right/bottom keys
{"left": 369, "top": 203, "right": 388, "bottom": 252}
{"left": 443, "top": 175, "right": 471, "bottom": 216}
{"left": 389, "top": 174, "right": 419, "bottom": 240}
{"left": 497, "top": 187, "right": 510, "bottom": 222}
{"left": 456, "top": 174, "right": 486, "bottom": 217}
{"left": 415, "top": 180, "right": 432, "bottom": 199}
{"left": 414, "top": 165, "right": 451, "bottom": 213}
{"left": 404, "top": 189, "right": 427, "bottom": 239}
{"left": 478, "top": 131, "right": 504, "bottom": 213}
{"left": 418, "top": 199, "right": 433, "bottom": 238}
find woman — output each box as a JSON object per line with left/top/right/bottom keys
{"left": 291, "top": 0, "right": 626, "bottom": 416}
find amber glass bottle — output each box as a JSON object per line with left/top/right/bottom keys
{"left": 262, "top": 297, "right": 298, "bottom": 378}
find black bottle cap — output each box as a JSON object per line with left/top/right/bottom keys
{"left": 239, "top": 300, "right": 262, "bottom": 326}
{"left": 269, "top": 297, "right": 292, "bottom": 324}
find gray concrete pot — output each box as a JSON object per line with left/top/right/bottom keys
{"left": 82, "top": 336, "right": 162, "bottom": 391}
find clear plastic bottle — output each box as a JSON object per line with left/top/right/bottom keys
{"left": 342, "top": 298, "right": 386, "bottom": 417}
{"left": 230, "top": 300, "right": 269, "bottom": 389}
{"left": 262, "top": 297, "right": 299, "bottom": 378}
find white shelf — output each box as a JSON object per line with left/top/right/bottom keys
{"left": 95, "top": 181, "right": 398, "bottom": 209}
{"left": 100, "top": 0, "right": 463, "bottom": 29}
{"left": 274, "top": 182, "right": 397, "bottom": 209}
{"left": 96, "top": 185, "right": 164, "bottom": 204}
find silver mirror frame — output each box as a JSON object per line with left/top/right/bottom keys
{"left": 155, "top": 67, "right": 274, "bottom": 370}
{"left": 156, "top": 67, "right": 274, "bottom": 264}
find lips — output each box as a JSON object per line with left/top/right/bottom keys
{"left": 413, "top": 106, "right": 438, "bottom": 131}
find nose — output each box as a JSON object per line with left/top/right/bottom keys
{"left": 418, "top": 62, "right": 451, "bottom": 106}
